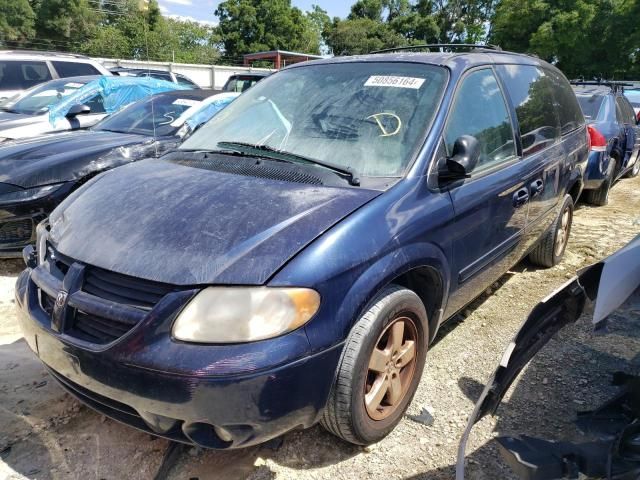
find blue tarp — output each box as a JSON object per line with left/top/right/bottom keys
{"left": 185, "top": 92, "right": 239, "bottom": 130}
{"left": 49, "top": 76, "right": 188, "bottom": 127}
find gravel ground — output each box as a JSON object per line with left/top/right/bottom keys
{"left": 1, "top": 174, "right": 639, "bottom": 480}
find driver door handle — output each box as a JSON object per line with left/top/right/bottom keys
{"left": 513, "top": 188, "right": 530, "bottom": 208}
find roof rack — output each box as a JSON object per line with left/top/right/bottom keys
{"left": 0, "top": 49, "right": 90, "bottom": 59}
{"left": 372, "top": 43, "right": 502, "bottom": 54}
{"left": 570, "top": 79, "right": 633, "bottom": 93}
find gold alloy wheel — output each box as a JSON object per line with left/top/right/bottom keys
{"left": 364, "top": 316, "right": 419, "bottom": 421}
{"left": 555, "top": 207, "right": 571, "bottom": 257}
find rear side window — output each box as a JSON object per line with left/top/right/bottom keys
{"left": 444, "top": 69, "right": 516, "bottom": 172}
{"left": 576, "top": 94, "right": 604, "bottom": 121}
{"left": 497, "top": 65, "right": 560, "bottom": 156}
{"left": 546, "top": 69, "right": 584, "bottom": 134}
{"left": 147, "top": 72, "right": 173, "bottom": 82}
{"left": 52, "top": 61, "right": 101, "bottom": 77}
{"left": 0, "top": 61, "right": 51, "bottom": 90}
{"left": 176, "top": 75, "right": 198, "bottom": 88}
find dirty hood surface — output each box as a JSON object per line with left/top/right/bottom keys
{"left": 0, "top": 130, "right": 150, "bottom": 188}
{"left": 49, "top": 158, "right": 380, "bottom": 285}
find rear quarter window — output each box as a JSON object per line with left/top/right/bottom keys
{"left": 52, "top": 61, "right": 101, "bottom": 77}
{"left": 0, "top": 60, "right": 51, "bottom": 90}
{"left": 497, "top": 65, "right": 560, "bottom": 156}
{"left": 546, "top": 69, "right": 585, "bottom": 134}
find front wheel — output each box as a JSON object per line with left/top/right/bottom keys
{"left": 529, "top": 194, "right": 574, "bottom": 268}
{"left": 321, "top": 285, "right": 428, "bottom": 445}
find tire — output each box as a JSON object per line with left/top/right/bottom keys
{"left": 624, "top": 153, "right": 640, "bottom": 178}
{"left": 529, "top": 194, "right": 574, "bottom": 268}
{"left": 584, "top": 174, "right": 612, "bottom": 206}
{"left": 321, "top": 285, "right": 428, "bottom": 445}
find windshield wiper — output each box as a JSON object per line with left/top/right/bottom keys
{"left": 217, "top": 141, "right": 360, "bottom": 186}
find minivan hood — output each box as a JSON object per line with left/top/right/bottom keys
{"left": 0, "top": 111, "right": 42, "bottom": 132}
{"left": 49, "top": 158, "right": 380, "bottom": 285}
{"left": 0, "top": 130, "right": 151, "bottom": 188}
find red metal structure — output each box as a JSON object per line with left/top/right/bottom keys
{"left": 243, "top": 50, "right": 324, "bottom": 69}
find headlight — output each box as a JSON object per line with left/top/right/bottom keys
{"left": 0, "top": 183, "right": 64, "bottom": 205}
{"left": 172, "top": 287, "right": 321, "bottom": 343}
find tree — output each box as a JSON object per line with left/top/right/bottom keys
{"left": 32, "top": 0, "right": 100, "bottom": 51}
{"left": 325, "top": 17, "right": 406, "bottom": 55}
{"left": 0, "top": 0, "right": 36, "bottom": 47}
{"left": 215, "top": 0, "right": 321, "bottom": 60}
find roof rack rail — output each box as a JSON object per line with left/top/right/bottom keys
{"left": 0, "top": 49, "right": 90, "bottom": 59}
{"left": 570, "top": 79, "right": 633, "bottom": 93}
{"left": 371, "top": 43, "right": 502, "bottom": 54}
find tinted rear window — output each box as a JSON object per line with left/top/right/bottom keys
{"left": 0, "top": 60, "right": 51, "bottom": 90}
{"left": 497, "top": 65, "right": 560, "bottom": 156}
{"left": 52, "top": 61, "right": 101, "bottom": 77}
{"left": 576, "top": 94, "right": 605, "bottom": 121}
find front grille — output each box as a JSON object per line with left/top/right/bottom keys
{"left": 41, "top": 249, "right": 178, "bottom": 345}
{"left": 0, "top": 218, "right": 32, "bottom": 243}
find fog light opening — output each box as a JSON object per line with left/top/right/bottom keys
{"left": 183, "top": 422, "right": 233, "bottom": 449}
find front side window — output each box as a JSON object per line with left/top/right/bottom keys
{"left": 1, "top": 78, "right": 87, "bottom": 115}
{"left": 182, "top": 62, "right": 448, "bottom": 178}
{"left": 444, "top": 69, "right": 516, "bottom": 172}
{"left": 497, "top": 65, "right": 560, "bottom": 156}
{"left": 0, "top": 61, "right": 51, "bottom": 90}
{"left": 52, "top": 61, "right": 101, "bottom": 77}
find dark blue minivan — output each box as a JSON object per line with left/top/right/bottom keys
{"left": 15, "top": 47, "right": 588, "bottom": 449}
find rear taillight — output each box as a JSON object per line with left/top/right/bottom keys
{"left": 636, "top": 111, "right": 640, "bottom": 123}
{"left": 587, "top": 124, "right": 607, "bottom": 152}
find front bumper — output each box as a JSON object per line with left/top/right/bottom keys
{"left": 0, "top": 183, "right": 74, "bottom": 257}
{"left": 15, "top": 267, "right": 342, "bottom": 449}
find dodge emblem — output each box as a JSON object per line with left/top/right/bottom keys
{"left": 52, "top": 290, "right": 69, "bottom": 332}
{"left": 55, "top": 291, "right": 68, "bottom": 309}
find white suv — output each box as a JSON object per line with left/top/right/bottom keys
{"left": 0, "top": 51, "right": 111, "bottom": 102}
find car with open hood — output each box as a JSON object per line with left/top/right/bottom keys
{"left": 15, "top": 45, "right": 589, "bottom": 449}
{"left": 0, "top": 89, "right": 238, "bottom": 257}
{"left": 0, "top": 75, "right": 184, "bottom": 142}
{"left": 572, "top": 81, "right": 640, "bottom": 205}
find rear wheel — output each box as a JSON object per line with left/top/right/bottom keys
{"left": 321, "top": 285, "right": 428, "bottom": 445}
{"left": 529, "top": 194, "right": 573, "bottom": 268}
{"left": 585, "top": 156, "right": 616, "bottom": 206}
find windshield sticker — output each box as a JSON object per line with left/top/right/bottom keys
{"left": 365, "top": 76, "right": 426, "bottom": 89}
{"left": 173, "top": 99, "right": 200, "bottom": 107}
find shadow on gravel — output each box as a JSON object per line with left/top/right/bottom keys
{"left": 405, "top": 291, "right": 640, "bottom": 479}
{"left": 0, "top": 259, "right": 24, "bottom": 276}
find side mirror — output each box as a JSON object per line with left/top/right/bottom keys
{"left": 66, "top": 104, "right": 91, "bottom": 119}
{"left": 444, "top": 135, "right": 481, "bottom": 178}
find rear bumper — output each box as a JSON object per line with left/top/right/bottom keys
{"left": 583, "top": 150, "right": 611, "bottom": 190}
{"left": 15, "top": 269, "right": 342, "bottom": 449}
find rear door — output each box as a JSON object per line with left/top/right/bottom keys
{"left": 443, "top": 67, "right": 534, "bottom": 315}
{"left": 496, "top": 65, "right": 568, "bottom": 252}
{"left": 617, "top": 96, "right": 640, "bottom": 169}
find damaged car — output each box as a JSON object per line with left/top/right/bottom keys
{"left": 15, "top": 46, "right": 588, "bottom": 449}
{"left": 457, "top": 234, "right": 640, "bottom": 479}
{"left": 0, "top": 75, "right": 184, "bottom": 141}
{"left": 0, "top": 89, "right": 238, "bottom": 257}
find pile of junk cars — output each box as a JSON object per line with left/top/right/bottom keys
{"left": 2, "top": 46, "right": 639, "bottom": 479}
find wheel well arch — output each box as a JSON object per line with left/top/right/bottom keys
{"left": 567, "top": 177, "right": 582, "bottom": 204}
{"left": 390, "top": 266, "right": 444, "bottom": 344}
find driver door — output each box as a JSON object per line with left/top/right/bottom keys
{"left": 443, "top": 68, "right": 533, "bottom": 316}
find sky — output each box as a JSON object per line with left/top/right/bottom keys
{"left": 157, "top": 0, "right": 350, "bottom": 26}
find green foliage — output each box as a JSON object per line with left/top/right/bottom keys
{"left": 325, "top": 17, "right": 406, "bottom": 55}
{"left": 215, "top": 0, "right": 321, "bottom": 61}
{"left": 491, "top": 0, "right": 640, "bottom": 78}
{"left": 0, "top": 0, "right": 36, "bottom": 46}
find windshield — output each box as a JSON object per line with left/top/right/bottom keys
{"left": 1, "top": 78, "right": 88, "bottom": 115}
{"left": 576, "top": 93, "right": 605, "bottom": 121}
{"left": 182, "top": 63, "right": 448, "bottom": 178}
{"left": 95, "top": 94, "right": 203, "bottom": 136}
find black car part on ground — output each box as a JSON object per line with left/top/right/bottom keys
{"left": 456, "top": 234, "right": 640, "bottom": 480}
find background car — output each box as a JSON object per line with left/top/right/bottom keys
{"left": 222, "top": 72, "right": 270, "bottom": 92}
{"left": 573, "top": 82, "right": 640, "bottom": 205}
{"left": 15, "top": 47, "right": 588, "bottom": 451}
{"left": 0, "top": 75, "right": 185, "bottom": 141}
{"left": 0, "top": 50, "right": 110, "bottom": 102}
{"left": 624, "top": 87, "right": 640, "bottom": 121}
{"left": 110, "top": 67, "right": 199, "bottom": 89}
{"left": 0, "top": 89, "right": 238, "bottom": 257}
